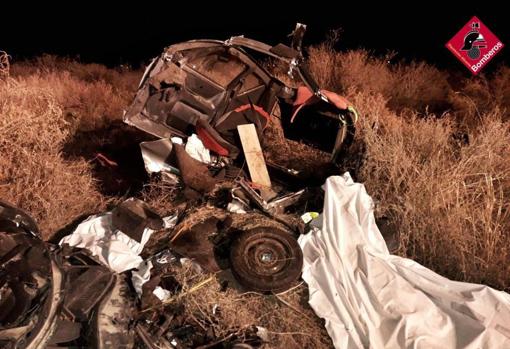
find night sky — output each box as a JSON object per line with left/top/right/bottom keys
{"left": 2, "top": 3, "right": 508, "bottom": 72}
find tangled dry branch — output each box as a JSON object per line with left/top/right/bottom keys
{"left": 0, "top": 51, "right": 11, "bottom": 78}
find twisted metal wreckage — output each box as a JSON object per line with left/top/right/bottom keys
{"left": 1, "top": 24, "right": 359, "bottom": 348}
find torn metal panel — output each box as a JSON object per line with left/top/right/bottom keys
{"left": 0, "top": 200, "right": 41, "bottom": 237}
{"left": 62, "top": 266, "right": 115, "bottom": 321}
{"left": 93, "top": 274, "right": 135, "bottom": 349}
{"left": 236, "top": 179, "right": 309, "bottom": 216}
{"left": 290, "top": 23, "right": 307, "bottom": 52}
{"left": 140, "top": 138, "right": 180, "bottom": 175}
{"left": 124, "top": 23, "right": 358, "bottom": 165}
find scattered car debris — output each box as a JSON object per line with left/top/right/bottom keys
{"left": 59, "top": 198, "right": 173, "bottom": 273}
{"left": 140, "top": 138, "right": 180, "bottom": 176}
{"left": 0, "top": 200, "right": 135, "bottom": 349}
{"left": 121, "top": 23, "right": 353, "bottom": 297}
{"left": 2, "top": 24, "right": 361, "bottom": 349}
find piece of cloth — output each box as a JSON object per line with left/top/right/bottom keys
{"left": 185, "top": 133, "right": 211, "bottom": 164}
{"left": 60, "top": 213, "right": 151, "bottom": 273}
{"left": 60, "top": 212, "right": 177, "bottom": 274}
{"left": 132, "top": 260, "right": 153, "bottom": 295}
{"left": 298, "top": 173, "right": 510, "bottom": 349}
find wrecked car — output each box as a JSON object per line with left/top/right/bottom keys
{"left": 122, "top": 23, "right": 359, "bottom": 295}
{"left": 124, "top": 23, "right": 358, "bottom": 165}
{"left": 2, "top": 24, "right": 359, "bottom": 348}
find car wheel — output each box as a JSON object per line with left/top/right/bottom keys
{"left": 229, "top": 224, "right": 303, "bottom": 293}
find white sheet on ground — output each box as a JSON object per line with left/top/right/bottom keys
{"left": 298, "top": 174, "right": 510, "bottom": 349}
{"left": 59, "top": 213, "right": 151, "bottom": 273}
{"left": 59, "top": 212, "right": 177, "bottom": 274}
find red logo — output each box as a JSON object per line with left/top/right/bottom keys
{"left": 446, "top": 16, "right": 504, "bottom": 74}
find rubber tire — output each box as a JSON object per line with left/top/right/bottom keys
{"left": 229, "top": 225, "right": 303, "bottom": 293}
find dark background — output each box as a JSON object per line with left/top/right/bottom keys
{"left": 2, "top": 2, "right": 508, "bottom": 72}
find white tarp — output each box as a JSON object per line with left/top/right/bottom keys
{"left": 298, "top": 174, "right": 510, "bottom": 349}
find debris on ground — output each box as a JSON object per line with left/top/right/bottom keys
{"left": 2, "top": 24, "right": 349, "bottom": 348}
{"left": 11, "top": 22, "right": 510, "bottom": 349}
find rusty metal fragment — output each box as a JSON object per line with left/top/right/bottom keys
{"left": 174, "top": 143, "right": 218, "bottom": 193}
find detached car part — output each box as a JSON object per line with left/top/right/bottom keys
{"left": 124, "top": 23, "right": 357, "bottom": 165}
{"left": 228, "top": 213, "right": 303, "bottom": 293}
{"left": 0, "top": 201, "right": 134, "bottom": 349}
{"left": 0, "top": 201, "right": 59, "bottom": 349}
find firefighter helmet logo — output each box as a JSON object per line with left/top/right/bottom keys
{"left": 460, "top": 22, "right": 486, "bottom": 59}
{"left": 446, "top": 17, "right": 504, "bottom": 74}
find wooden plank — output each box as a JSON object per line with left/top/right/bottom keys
{"left": 237, "top": 124, "right": 272, "bottom": 188}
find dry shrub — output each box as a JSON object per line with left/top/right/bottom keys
{"left": 448, "top": 77, "right": 494, "bottom": 128}
{"left": 390, "top": 61, "right": 450, "bottom": 112}
{"left": 169, "top": 263, "right": 332, "bottom": 348}
{"left": 11, "top": 55, "right": 141, "bottom": 130}
{"left": 353, "top": 90, "right": 510, "bottom": 290}
{"left": 0, "top": 51, "right": 10, "bottom": 78}
{"left": 447, "top": 67, "right": 510, "bottom": 129}
{"left": 491, "top": 66, "right": 510, "bottom": 120}
{"left": 11, "top": 54, "right": 141, "bottom": 92}
{"left": 307, "top": 44, "right": 450, "bottom": 114}
{"left": 0, "top": 77, "right": 106, "bottom": 238}
{"left": 1, "top": 58, "right": 141, "bottom": 238}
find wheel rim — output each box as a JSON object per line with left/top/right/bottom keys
{"left": 242, "top": 232, "right": 294, "bottom": 277}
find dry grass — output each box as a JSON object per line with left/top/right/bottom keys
{"left": 166, "top": 263, "right": 332, "bottom": 348}
{"left": 353, "top": 94, "right": 510, "bottom": 288}
{"left": 0, "top": 57, "right": 140, "bottom": 237}
{"left": 1, "top": 42, "right": 509, "bottom": 348}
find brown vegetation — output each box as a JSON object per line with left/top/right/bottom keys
{"left": 1, "top": 45, "right": 509, "bottom": 348}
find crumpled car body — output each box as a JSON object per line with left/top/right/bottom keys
{"left": 124, "top": 24, "right": 357, "bottom": 164}
{"left": 0, "top": 201, "right": 134, "bottom": 349}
